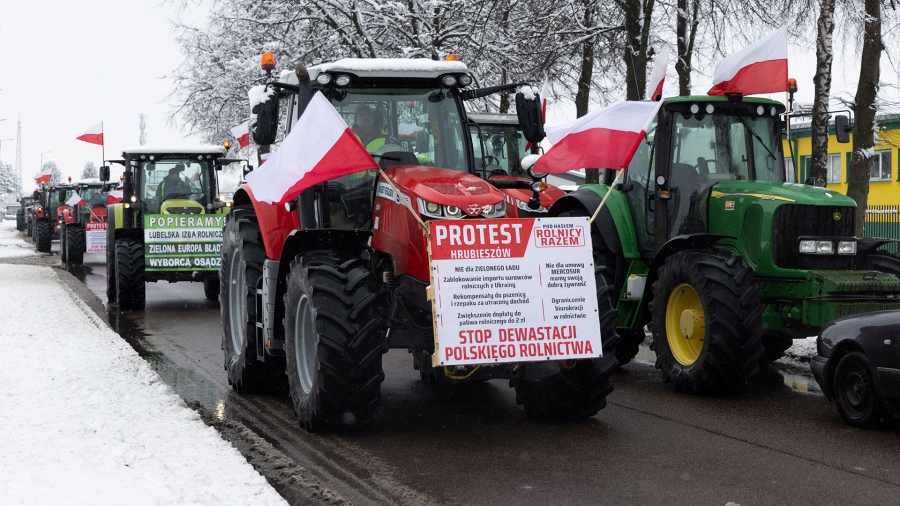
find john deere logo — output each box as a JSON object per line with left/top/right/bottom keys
{"left": 833, "top": 212, "right": 842, "bottom": 221}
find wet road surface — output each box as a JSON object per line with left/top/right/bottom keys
{"left": 48, "top": 246, "right": 900, "bottom": 505}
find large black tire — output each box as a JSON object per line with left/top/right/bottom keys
{"left": 615, "top": 328, "right": 647, "bottom": 366}
{"left": 834, "top": 351, "right": 887, "bottom": 428}
{"left": 862, "top": 251, "right": 900, "bottom": 278}
{"left": 283, "top": 252, "right": 388, "bottom": 431}
{"left": 65, "top": 225, "right": 85, "bottom": 266}
{"left": 649, "top": 251, "right": 765, "bottom": 394}
{"left": 511, "top": 266, "right": 620, "bottom": 419}
{"left": 203, "top": 276, "right": 220, "bottom": 302}
{"left": 26, "top": 216, "right": 33, "bottom": 238}
{"left": 35, "top": 220, "right": 52, "bottom": 253}
{"left": 115, "top": 238, "right": 146, "bottom": 311}
{"left": 60, "top": 225, "right": 68, "bottom": 263}
{"left": 106, "top": 228, "right": 117, "bottom": 302}
{"left": 220, "top": 210, "right": 284, "bottom": 393}
{"left": 16, "top": 212, "right": 24, "bottom": 231}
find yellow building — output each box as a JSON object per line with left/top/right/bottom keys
{"left": 782, "top": 114, "right": 900, "bottom": 206}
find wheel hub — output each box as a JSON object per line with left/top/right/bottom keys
{"left": 679, "top": 309, "right": 705, "bottom": 339}
{"left": 665, "top": 283, "right": 706, "bottom": 366}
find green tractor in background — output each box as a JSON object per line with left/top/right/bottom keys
{"left": 547, "top": 95, "right": 900, "bottom": 394}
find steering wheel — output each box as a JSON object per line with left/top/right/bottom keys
{"left": 484, "top": 155, "right": 500, "bottom": 167}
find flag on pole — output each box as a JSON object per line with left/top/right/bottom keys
{"left": 35, "top": 167, "right": 52, "bottom": 184}
{"left": 107, "top": 190, "right": 123, "bottom": 205}
{"left": 540, "top": 79, "right": 549, "bottom": 123}
{"left": 76, "top": 122, "right": 104, "bottom": 145}
{"left": 533, "top": 100, "right": 663, "bottom": 174}
{"left": 647, "top": 46, "right": 669, "bottom": 101}
{"left": 230, "top": 120, "right": 250, "bottom": 148}
{"left": 65, "top": 192, "right": 86, "bottom": 207}
{"left": 245, "top": 93, "right": 378, "bottom": 205}
{"left": 708, "top": 26, "right": 788, "bottom": 96}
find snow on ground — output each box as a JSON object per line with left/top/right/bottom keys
{"left": 0, "top": 221, "right": 286, "bottom": 505}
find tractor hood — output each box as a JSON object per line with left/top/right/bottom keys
{"left": 383, "top": 165, "right": 505, "bottom": 207}
{"left": 490, "top": 175, "right": 566, "bottom": 210}
{"left": 709, "top": 180, "right": 857, "bottom": 207}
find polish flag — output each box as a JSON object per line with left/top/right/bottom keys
{"left": 76, "top": 122, "right": 104, "bottom": 145}
{"left": 539, "top": 79, "right": 549, "bottom": 122}
{"left": 533, "top": 100, "right": 663, "bottom": 174}
{"left": 35, "top": 167, "right": 52, "bottom": 184}
{"left": 245, "top": 93, "right": 378, "bottom": 205}
{"left": 106, "top": 190, "right": 123, "bottom": 204}
{"left": 230, "top": 120, "right": 250, "bottom": 148}
{"left": 708, "top": 26, "right": 788, "bottom": 96}
{"left": 65, "top": 192, "right": 86, "bottom": 207}
{"left": 647, "top": 46, "right": 669, "bottom": 101}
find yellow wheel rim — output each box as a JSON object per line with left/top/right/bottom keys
{"left": 665, "top": 283, "right": 706, "bottom": 366}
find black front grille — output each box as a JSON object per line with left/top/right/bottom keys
{"left": 772, "top": 205, "right": 855, "bottom": 270}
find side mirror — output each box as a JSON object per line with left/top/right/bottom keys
{"left": 515, "top": 90, "right": 545, "bottom": 145}
{"left": 251, "top": 85, "right": 280, "bottom": 145}
{"left": 99, "top": 165, "right": 110, "bottom": 182}
{"left": 834, "top": 115, "right": 851, "bottom": 144}
{"left": 216, "top": 158, "right": 245, "bottom": 170}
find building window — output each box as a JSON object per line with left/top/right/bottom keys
{"left": 784, "top": 157, "right": 795, "bottom": 183}
{"left": 827, "top": 153, "right": 842, "bottom": 183}
{"left": 800, "top": 155, "right": 810, "bottom": 182}
{"left": 870, "top": 150, "right": 892, "bottom": 181}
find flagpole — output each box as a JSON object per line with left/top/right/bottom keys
{"left": 101, "top": 121, "right": 106, "bottom": 168}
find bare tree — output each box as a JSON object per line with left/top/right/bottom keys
{"left": 807, "top": 0, "right": 836, "bottom": 188}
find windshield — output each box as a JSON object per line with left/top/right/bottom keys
{"left": 79, "top": 186, "right": 107, "bottom": 207}
{"left": 672, "top": 112, "right": 783, "bottom": 183}
{"left": 139, "top": 159, "right": 213, "bottom": 213}
{"left": 471, "top": 124, "right": 528, "bottom": 177}
{"left": 328, "top": 87, "right": 468, "bottom": 173}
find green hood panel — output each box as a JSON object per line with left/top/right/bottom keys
{"left": 710, "top": 181, "right": 856, "bottom": 207}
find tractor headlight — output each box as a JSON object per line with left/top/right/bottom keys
{"left": 441, "top": 75, "right": 458, "bottom": 87}
{"left": 481, "top": 201, "right": 506, "bottom": 218}
{"left": 425, "top": 202, "right": 440, "bottom": 214}
{"left": 799, "top": 239, "right": 838, "bottom": 254}
{"left": 799, "top": 240, "right": 816, "bottom": 253}
{"left": 417, "top": 198, "right": 443, "bottom": 219}
{"left": 316, "top": 74, "right": 332, "bottom": 85}
{"left": 837, "top": 240, "right": 857, "bottom": 255}
{"left": 445, "top": 206, "right": 463, "bottom": 218}
{"left": 335, "top": 75, "right": 351, "bottom": 86}
{"left": 816, "top": 241, "right": 834, "bottom": 254}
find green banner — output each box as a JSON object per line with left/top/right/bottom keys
{"left": 143, "top": 214, "right": 226, "bottom": 271}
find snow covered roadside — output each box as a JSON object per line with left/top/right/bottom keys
{"left": 0, "top": 221, "right": 286, "bottom": 505}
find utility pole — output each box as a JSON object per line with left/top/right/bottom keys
{"left": 139, "top": 113, "right": 147, "bottom": 146}
{"left": 15, "top": 117, "right": 22, "bottom": 200}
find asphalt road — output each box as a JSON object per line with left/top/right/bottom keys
{"left": 61, "top": 247, "right": 900, "bottom": 505}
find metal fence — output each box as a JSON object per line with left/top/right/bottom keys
{"left": 864, "top": 205, "right": 900, "bottom": 253}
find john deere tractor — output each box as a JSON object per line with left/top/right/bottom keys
{"left": 547, "top": 95, "right": 900, "bottom": 393}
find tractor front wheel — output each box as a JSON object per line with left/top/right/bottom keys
{"left": 65, "top": 225, "right": 85, "bottom": 266}
{"left": 283, "top": 252, "right": 388, "bottom": 431}
{"left": 862, "top": 250, "right": 900, "bottom": 278}
{"left": 115, "top": 238, "right": 146, "bottom": 310}
{"left": 220, "top": 210, "right": 284, "bottom": 393}
{"left": 35, "top": 220, "right": 52, "bottom": 253}
{"left": 649, "top": 251, "right": 765, "bottom": 394}
{"left": 512, "top": 266, "right": 620, "bottom": 419}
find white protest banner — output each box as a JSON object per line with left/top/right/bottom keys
{"left": 85, "top": 222, "right": 106, "bottom": 253}
{"left": 428, "top": 217, "right": 601, "bottom": 366}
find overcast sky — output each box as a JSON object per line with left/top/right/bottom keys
{"left": 0, "top": 0, "right": 208, "bottom": 191}
{"left": 1, "top": 2, "right": 897, "bottom": 195}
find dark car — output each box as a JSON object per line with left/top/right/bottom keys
{"left": 811, "top": 310, "right": 900, "bottom": 428}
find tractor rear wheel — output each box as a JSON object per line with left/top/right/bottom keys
{"left": 35, "top": 220, "right": 52, "bottom": 253}
{"left": 283, "top": 252, "right": 388, "bottom": 431}
{"left": 115, "top": 238, "right": 146, "bottom": 310}
{"left": 220, "top": 210, "right": 284, "bottom": 393}
{"left": 512, "top": 267, "right": 620, "bottom": 419}
{"left": 16, "top": 212, "right": 24, "bottom": 231}
{"left": 60, "top": 225, "right": 68, "bottom": 263}
{"left": 649, "top": 251, "right": 765, "bottom": 394}
{"left": 65, "top": 225, "right": 85, "bottom": 266}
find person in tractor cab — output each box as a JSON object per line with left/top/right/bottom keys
{"left": 351, "top": 104, "right": 388, "bottom": 153}
{"left": 157, "top": 165, "right": 192, "bottom": 201}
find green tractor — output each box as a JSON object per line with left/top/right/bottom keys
{"left": 547, "top": 95, "right": 900, "bottom": 393}
{"left": 103, "top": 147, "right": 240, "bottom": 310}
{"left": 16, "top": 196, "right": 34, "bottom": 232}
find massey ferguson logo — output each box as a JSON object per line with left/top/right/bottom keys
{"left": 465, "top": 203, "right": 483, "bottom": 216}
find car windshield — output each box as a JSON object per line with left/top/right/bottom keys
{"left": 139, "top": 159, "right": 213, "bottom": 213}
{"left": 672, "top": 112, "right": 783, "bottom": 183}
{"left": 330, "top": 87, "right": 468, "bottom": 173}
{"left": 471, "top": 124, "right": 528, "bottom": 177}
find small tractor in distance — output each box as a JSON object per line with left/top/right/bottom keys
{"left": 16, "top": 196, "right": 34, "bottom": 232}
{"left": 59, "top": 178, "right": 116, "bottom": 266}
{"left": 546, "top": 95, "right": 900, "bottom": 394}
{"left": 220, "top": 56, "right": 619, "bottom": 431}
{"left": 103, "top": 147, "right": 240, "bottom": 310}
{"left": 31, "top": 183, "right": 74, "bottom": 253}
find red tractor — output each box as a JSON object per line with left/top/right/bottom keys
{"left": 220, "top": 57, "right": 619, "bottom": 431}
{"left": 59, "top": 178, "right": 116, "bottom": 266}
{"left": 31, "top": 183, "right": 74, "bottom": 253}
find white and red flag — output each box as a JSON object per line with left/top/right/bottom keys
{"left": 245, "top": 93, "right": 378, "bottom": 205}
{"left": 647, "top": 46, "right": 669, "bottom": 101}
{"left": 76, "top": 122, "right": 104, "bottom": 145}
{"left": 533, "top": 100, "right": 663, "bottom": 174}
{"left": 106, "top": 190, "right": 123, "bottom": 205}
{"left": 65, "top": 192, "right": 86, "bottom": 207}
{"left": 35, "top": 167, "right": 52, "bottom": 184}
{"left": 539, "top": 79, "right": 549, "bottom": 123}
{"left": 708, "top": 26, "right": 788, "bottom": 96}
{"left": 230, "top": 120, "right": 250, "bottom": 148}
